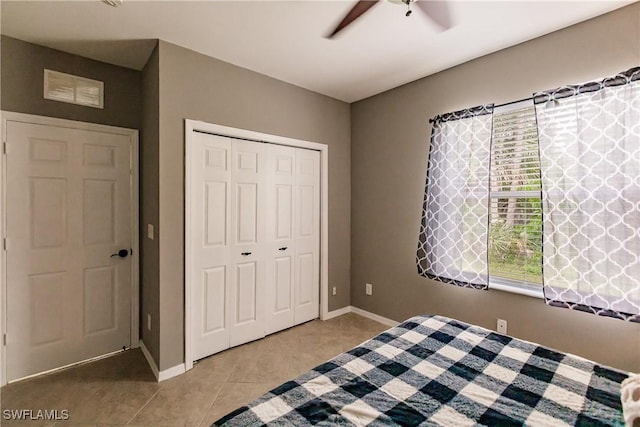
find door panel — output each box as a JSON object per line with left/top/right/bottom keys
{"left": 236, "top": 183, "right": 258, "bottom": 244}
{"left": 264, "top": 145, "right": 296, "bottom": 334}
{"left": 294, "top": 149, "right": 320, "bottom": 325}
{"left": 275, "top": 185, "right": 292, "bottom": 240}
{"left": 229, "top": 140, "right": 266, "bottom": 347}
{"left": 29, "top": 272, "right": 66, "bottom": 346}
{"left": 6, "top": 121, "right": 132, "bottom": 382}
{"left": 205, "top": 182, "right": 227, "bottom": 246}
{"left": 235, "top": 262, "right": 257, "bottom": 324}
{"left": 83, "top": 179, "right": 116, "bottom": 245}
{"left": 83, "top": 266, "right": 116, "bottom": 334}
{"left": 191, "top": 133, "right": 232, "bottom": 359}
{"left": 297, "top": 253, "right": 314, "bottom": 306}
{"left": 203, "top": 266, "right": 226, "bottom": 333}
{"left": 275, "top": 257, "right": 292, "bottom": 312}
{"left": 30, "top": 178, "right": 67, "bottom": 248}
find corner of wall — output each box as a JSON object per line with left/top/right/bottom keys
{"left": 139, "top": 39, "right": 161, "bottom": 370}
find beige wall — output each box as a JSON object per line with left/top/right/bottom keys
{"left": 351, "top": 3, "right": 640, "bottom": 372}
{"left": 156, "top": 41, "right": 351, "bottom": 370}
{"left": 0, "top": 36, "right": 140, "bottom": 129}
{"left": 140, "top": 43, "right": 160, "bottom": 366}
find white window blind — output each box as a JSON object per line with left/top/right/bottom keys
{"left": 489, "top": 102, "right": 543, "bottom": 291}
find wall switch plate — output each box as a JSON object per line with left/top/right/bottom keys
{"left": 147, "top": 224, "right": 154, "bottom": 240}
{"left": 332, "top": 287, "right": 337, "bottom": 296}
{"left": 147, "top": 314, "right": 152, "bottom": 331}
{"left": 497, "top": 319, "right": 507, "bottom": 334}
{"left": 365, "top": 283, "right": 373, "bottom": 295}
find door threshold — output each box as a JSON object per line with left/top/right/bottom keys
{"left": 6, "top": 348, "right": 128, "bottom": 385}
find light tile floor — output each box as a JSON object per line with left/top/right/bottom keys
{"left": 1, "top": 313, "right": 388, "bottom": 426}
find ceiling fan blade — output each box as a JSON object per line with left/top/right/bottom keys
{"left": 327, "top": 0, "right": 379, "bottom": 39}
{"left": 415, "top": 0, "right": 452, "bottom": 30}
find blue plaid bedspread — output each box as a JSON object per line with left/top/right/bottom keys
{"left": 213, "top": 315, "right": 628, "bottom": 426}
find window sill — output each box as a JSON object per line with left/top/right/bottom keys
{"left": 489, "top": 279, "right": 544, "bottom": 299}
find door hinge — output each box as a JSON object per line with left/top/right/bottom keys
{"left": 2, "top": 238, "right": 6, "bottom": 251}
{"left": 2, "top": 142, "right": 6, "bottom": 155}
{"left": 3, "top": 334, "right": 6, "bottom": 346}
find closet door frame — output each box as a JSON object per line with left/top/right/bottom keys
{"left": 184, "top": 120, "right": 328, "bottom": 371}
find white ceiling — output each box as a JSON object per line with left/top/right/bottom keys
{"left": 1, "top": 0, "right": 634, "bottom": 102}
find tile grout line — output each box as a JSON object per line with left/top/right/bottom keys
{"left": 125, "top": 387, "right": 162, "bottom": 425}
{"left": 195, "top": 380, "right": 226, "bottom": 427}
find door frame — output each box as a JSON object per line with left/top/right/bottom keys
{"left": 0, "top": 111, "right": 140, "bottom": 386}
{"left": 184, "top": 120, "right": 329, "bottom": 371}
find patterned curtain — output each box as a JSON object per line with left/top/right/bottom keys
{"left": 417, "top": 105, "right": 494, "bottom": 289}
{"left": 534, "top": 67, "right": 640, "bottom": 322}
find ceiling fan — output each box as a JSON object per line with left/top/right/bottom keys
{"left": 327, "top": 0, "right": 452, "bottom": 39}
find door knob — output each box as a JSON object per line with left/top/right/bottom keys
{"left": 241, "top": 252, "right": 252, "bottom": 256}
{"left": 111, "top": 249, "right": 130, "bottom": 258}
{"left": 278, "top": 247, "right": 288, "bottom": 251}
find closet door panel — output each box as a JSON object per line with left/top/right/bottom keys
{"left": 229, "top": 140, "right": 266, "bottom": 347}
{"left": 265, "top": 145, "right": 296, "bottom": 335}
{"left": 191, "top": 133, "right": 232, "bottom": 360}
{"left": 294, "top": 148, "right": 320, "bottom": 325}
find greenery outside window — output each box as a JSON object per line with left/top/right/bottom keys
{"left": 488, "top": 101, "right": 543, "bottom": 297}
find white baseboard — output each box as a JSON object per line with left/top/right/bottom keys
{"left": 158, "top": 363, "right": 186, "bottom": 382}
{"left": 139, "top": 340, "right": 185, "bottom": 382}
{"left": 350, "top": 306, "right": 399, "bottom": 327}
{"left": 321, "top": 305, "right": 399, "bottom": 327}
{"left": 323, "top": 306, "right": 352, "bottom": 320}
{"left": 139, "top": 340, "right": 160, "bottom": 381}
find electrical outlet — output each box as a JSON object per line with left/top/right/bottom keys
{"left": 147, "top": 314, "right": 152, "bottom": 331}
{"left": 147, "top": 224, "right": 154, "bottom": 240}
{"left": 497, "top": 319, "right": 507, "bottom": 334}
{"left": 365, "top": 283, "right": 373, "bottom": 295}
{"left": 332, "top": 287, "right": 337, "bottom": 296}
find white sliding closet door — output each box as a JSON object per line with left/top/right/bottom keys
{"left": 294, "top": 148, "right": 320, "bottom": 325}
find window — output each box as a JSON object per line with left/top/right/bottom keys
{"left": 418, "top": 67, "right": 639, "bottom": 322}
{"left": 488, "top": 102, "right": 543, "bottom": 296}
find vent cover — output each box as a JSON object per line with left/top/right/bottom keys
{"left": 44, "top": 69, "right": 104, "bottom": 109}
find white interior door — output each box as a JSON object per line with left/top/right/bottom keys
{"left": 5, "top": 121, "right": 132, "bottom": 382}
{"left": 294, "top": 148, "right": 320, "bottom": 325}
{"left": 264, "top": 145, "right": 296, "bottom": 335}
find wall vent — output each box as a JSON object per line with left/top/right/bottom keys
{"left": 44, "top": 69, "right": 104, "bottom": 109}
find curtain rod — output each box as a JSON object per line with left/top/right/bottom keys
{"left": 429, "top": 96, "right": 535, "bottom": 124}
{"left": 494, "top": 96, "right": 533, "bottom": 109}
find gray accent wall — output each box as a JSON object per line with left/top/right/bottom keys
{"left": 1, "top": 36, "right": 140, "bottom": 129}
{"left": 351, "top": 3, "right": 640, "bottom": 372}
{"left": 156, "top": 41, "right": 351, "bottom": 370}
{"left": 140, "top": 43, "right": 160, "bottom": 366}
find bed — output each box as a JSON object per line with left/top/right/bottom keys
{"left": 213, "top": 314, "right": 629, "bottom": 426}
